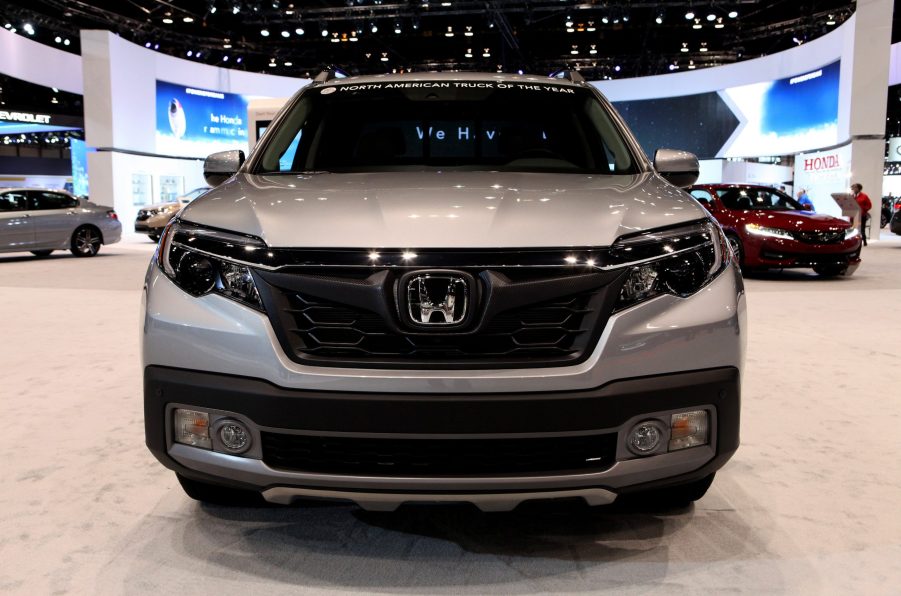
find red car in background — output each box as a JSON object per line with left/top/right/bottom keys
{"left": 689, "top": 184, "right": 862, "bottom": 276}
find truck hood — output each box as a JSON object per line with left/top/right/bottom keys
{"left": 181, "top": 171, "right": 705, "bottom": 248}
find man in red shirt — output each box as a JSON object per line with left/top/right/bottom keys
{"left": 851, "top": 183, "right": 872, "bottom": 246}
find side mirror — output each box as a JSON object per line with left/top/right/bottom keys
{"left": 654, "top": 148, "right": 699, "bottom": 188}
{"left": 203, "top": 150, "right": 245, "bottom": 187}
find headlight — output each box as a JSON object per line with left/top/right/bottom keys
{"left": 612, "top": 220, "right": 729, "bottom": 311}
{"left": 158, "top": 220, "right": 265, "bottom": 311}
{"left": 844, "top": 227, "right": 860, "bottom": 239}
{"left": 745, "top": 223, "right": 793, "bottom": 240}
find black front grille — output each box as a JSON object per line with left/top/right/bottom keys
{"left": 261, "top": 431, "right": 618, "bottom": 475}
{"left": 286, "top": 290, "right": 595, "bottom": 360}
{"left": 136, "top": 211, "right": 153, "bottom": 221}
{"left": 791, "top": 230, "right": 845, "bottom": 244}
{"left": 255, "top": 266, "right": 622, "bottom": 369}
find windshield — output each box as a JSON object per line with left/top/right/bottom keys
{"left": 717, "top": 187, "right": 804, "bottom": 211}
{"left": 254, "top": 81, "right": 638, "bottom": 175}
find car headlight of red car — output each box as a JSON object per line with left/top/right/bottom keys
{"left": 744, "top": 223, "right": 794, "bottom": 240}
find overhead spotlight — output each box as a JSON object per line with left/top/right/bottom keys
{"left": 195, "top": 51, "right": 202, "bottom": 58}
{"left": 370, "top": 22, "right": 378, "bottom": 33}
{"left": 464, "top": 48, "right": 473, "bottom": 58}
{"left": 614, "top": 64, "right": 621, "bottom": 72}
{"left": 693, "top": 19, "right": 702, "bottom": 29}
{"left": 464, "top": 25, "right": 473, "bottom": 36}
{"left": 706, "top": 13, "right": 716, "bottom": 22}
{"left": 394, "top": 23, "right": 402, "bottom": 34}
{"left": 571, "top": 45, "right": 579, "bottom": 55}
{"left": 699, "top": 43, "right": 708, "bottom": 52}
{"left": 728, "top": 11, "right": 738, "bottom": 19}
{"left": 284, "top": 61, "right": 292, "bottom": 66}
{"left": 210, "top": 5, "right": 217, "bottom": 14}
{"left": 186, "top": 50, "right": 193, "bottom": 56}
{"left": 232, "top": 5, "right": 240, "bottom": 14}
{"left": 320, "top": 24, "right": 328, "bottom": 37}
{"left": 380, "top": 52, "right": 388, "bottom": 62}
{"left": 655, "top": 14, "right": 663, "bottom": 25}
{"left": 23, "top": 23, "right": 34, "bottom": 35}
{"left": 685, "top": 11, "right": 695, "bottom": 20}
{"left": 445, "top": 26, "right": 454, "bottom": 37}
{"left": 623, "top": 15, "right": 629, "bottom": 22}
{"left": 586, "top": 21, "right": 596, "bottom": 32}
{"left": 589, "top": 44, "right": 597, "bottom": 55}
{"left": 669, "top": 63, "right": 677, "bottom": 71}
{"left": 826, "top": 15, "right": 836, "bottom": 25}
{"left": 236, "top": 57, "right": 242, "bottom": 63}
{"left": 715, "top": 18, "right": 724, "bottom": 29}
{"left": 688, "top": 60, "right": 696, "bottom": 69}
{"left": 295, "top": 26, "right": 304, "bottom": 35}
{"left": 601, "top": 16, "right": 609, "bottom": 24}
{"left": 223, "top": 55, "right": 229, "bottom": 61}
{"left": 268, "top": 59, "right": 277, "bottom": 67}
{"left": 63, "top": 38, "right": 71, "bottom": 46}
{"left": 3, "top": 23, "right": 10, "bottom": 28}
{"left": 260, "top": 28, "right": 269, "bottom": 36}
{"left": 565, "top": 17, "right": 574, "bottom": 27}
{"left": 680, "top": 42, "right": 689, "bottom": 52}
{"left": 145, "top": 41, "right": 152, "bottom": 47}
{"left": 54, "top": 36, "right": 62, "bottom": 43}
{"left": 281, "top": 30, "right": 290, "bottom": 37}
{"left": 183, "top": 16, "right": 194, "bottom": 23}
{"left": 482, "top": 48, "right": 490, "bottom": 57}
{"left": 223, "top": 41, "right": 232, "bottom": 48}
{"left": 792, "top": 36, "right": 803, "bottom": 45}
{"left": 154, "top": 43, "right": 159, "bottom": 49}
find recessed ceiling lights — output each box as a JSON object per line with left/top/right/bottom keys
{"left": 685, "top": 11, "right": 695, "bottom": 20}
{"left": 260, "top": 29, "right": 270, "bottom": 36}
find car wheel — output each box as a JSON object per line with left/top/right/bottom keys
{"left": 726, "top": 233, "right": 743, "bottom": 266}
{"left": 813, "top": 264, "right": 848, "bottom": 277}
{"left": 70, "top": 225, "right": 102, "bottom": 257}
{"left": 148, "top": 234, "right": 160, "bottom": 242}
{"left": 30, "top": 250, "right": 53, "bottom": 258}
{"left": 627, "top": 473, "right": 715, "bottom": 509}
{"left": 176, "top": 474, "right": 266, "bottom": 506}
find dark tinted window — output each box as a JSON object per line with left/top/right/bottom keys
{"left": 28, "top": 191, "right": 79, "bottom": 210}
{"left": 717, "top": 187, "right": 803, "bottom": 211}
{"left": 0, "top": 192, "right": 28, "bottom": 212}
{"left": 256, "top": 83, "right": 637, "bottom": 175}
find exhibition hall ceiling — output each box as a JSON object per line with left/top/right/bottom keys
{"left": 0, "top": 1, "right": 860, "bottom": 78}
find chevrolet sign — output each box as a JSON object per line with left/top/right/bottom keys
{"left": 0, "top": 111, "right": 52, "bottom": 124}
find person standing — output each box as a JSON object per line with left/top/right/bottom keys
{"left": 797, "top": 189, "right": 814, "bottom": 210}
{"left": 851, "top": 183, "right": 872, "bottom": 246}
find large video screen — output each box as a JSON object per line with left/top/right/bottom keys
{"left": 609, "top": 61, "right": 840, "bottom": 159}
{"left": 155, "top": 81, "right": 250, "bottom": 158}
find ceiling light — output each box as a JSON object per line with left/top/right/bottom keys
{"left": 693, "top": 19, "right": 702, "bottom": 29}
{"left": 54, "top": 36, "right": 62, "bottom": 43}
{"left": 465, "top": 26, "right": 473, "bottom": 36}
{"left": 688, "top": 60, "right": 696, "bottom": 69}
{"left": 281, "top": 30, "right": 290, "bottom": 37}
{"left": 699, "top": 43, "right": 708, "bottom": 52}
{"left": 715, "top": 18, "right": 724, "bottom": 29}
{"left": 571, "top": 46, "right": 578, "bottom": 55}
{"left": 622, "top": 15, "right": 629, "bottom": 22}
{"left": 236, "top": 57, "right": 242, "bottom": 63}
{"left": 707, "top": 14, "right": 716, "bottom": 22}
{"left": 614, "top": 65, "right": 621, "bottom": 72}
{"left": 63, "top": 38, "right": 70, "bottom": 45}
{"left": 232, "top": 5, "right": 240, "bottom": 14}
{"left": 269, "top": 60, "right": 277, "bottom": 67}
{"left": 321, "top": 26, "right": 328, "bottom": 37}
{"left": 183, "top": 16, "right": 194, "bottom": 23}
{"left": 826, "top": 15, "right": 836, "bottom": 25}
{"left": 464, "top": 49, "right": 473, "bottom": 57}
{"left": 482, "top": 48, "right": 490, "bottom": 57}
{"left": 587, "top": 21, "right": 595, "bottom": 32}
{"left": 260, "top": 29, "right": 270, "bottom": 36}
{"left": 145, "top": 42, "right": 151, "bottom": 47}
{"left": 445, "top": 26, "right": 454, "bottom": 37}
{"left": 680, "top": 42, "right": 689, "bottom": 52}
{"left": 728, "top": 11, "right": 738, "bottom": 19}
{"left": 162, "top": 18, "right": 173, "bottom": 24}
{"left": 685, "top": 11, "right": 695, "bottom": 20}
{"left": 394, "top": 23, "right": 402, "bottom": 34}
{"left": 23, "top": 23, "right": 35, "bottom": 35}
{"left": 655, "top": 15, "right": 663, "bottom": 24}
{"left": 601, "top": 16, "right": 609, "bottom": 24}
{"left": 589, "top": 44, "right": 597, "bottom": 55}
{"left": 284, "top": 61, "right": 292, "bottom": 66}
{"left": 370, "top": 23, "right": 378, "bottom": 33}
{"left": 186, "top": 50, "right": 193, "bottom": 56}
{"left": 223, "top": 41, "right": 232, "bottom": 48}
{"left": 295, "top": 27, "right": 304, "bottom": 35}
{"left": 565, "top": 18, "right": 574, "bottom": 27}
{"left": 153, "top": 43, "right": 159, "bottom": 49}
{"left": 222, "top": 55, "right": 229, "bottom": 61}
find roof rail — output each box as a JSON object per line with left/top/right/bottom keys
{"left": 313, "top": 67, "right": 350, "bottom": 83}
{"left": 548, "top": 69, "right": 585, "bottom": 84}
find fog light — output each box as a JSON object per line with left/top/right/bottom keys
{"left": 669, "top": 410, "right": 709, "bottom": 451}
{"left": 627, "top": 420, "right": 666, "bottom": 456}
{"left": 174, "top": 409, "right": 211, "bottom": 449}
{"left": 217, "top": 420, "right": 251, "bottom": 453}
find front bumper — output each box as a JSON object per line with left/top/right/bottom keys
{"left": 146, "top": 365, "right": 740, "bottom": 510}
{"left": 743, "top": 235, "right": 862, "bottom": 272}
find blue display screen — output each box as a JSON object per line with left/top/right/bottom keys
{"left": 69, "top": 138, "right": 94, "bottom": 197}
{"left": 155, "top": 80, "right": 250, "bottom": 158}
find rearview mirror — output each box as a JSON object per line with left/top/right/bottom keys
{"left": 203, "top": 150, "right": 245, "bottom": 187}
{"left": 654, "top": 148, "right": 699, "bottom": 188}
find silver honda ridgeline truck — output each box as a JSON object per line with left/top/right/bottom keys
{"left": 143, "top": 71, "right": 745, "bottom": 511}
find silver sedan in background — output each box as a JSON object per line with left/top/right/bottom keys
{"left": 0, "top": 188, "right": 122, "bottom": 257}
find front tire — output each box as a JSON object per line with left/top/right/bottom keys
{"left": 726, "top": 233, "right": 744, "bottom": 267}
{"left": 176, "top": 474, "right": 266, "bottom": 506}
{"left": 70, "top": 225, "right": 102, "bottom": 257}
{"left": 30, "top": 250, "right": 53, "bottom": 257}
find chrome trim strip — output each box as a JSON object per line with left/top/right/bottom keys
{"left": 261, "top": 485, "right": 618, "bottom": 511}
